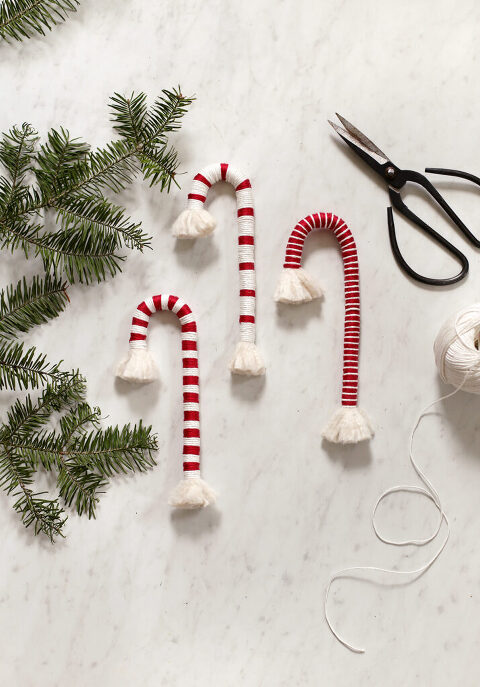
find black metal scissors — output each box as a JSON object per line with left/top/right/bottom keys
{"left": 329, "top": 113, "right": 480, "bottom": 286}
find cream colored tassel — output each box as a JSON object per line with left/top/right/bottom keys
{"left": 116, "top": 348, "right": 158, "bottom": 384}
{"left": 322, "top": 406, "right": 373, "bottom": 444}
{"left": 229, "top": 341, "right": 265, "bottom": 376}
{"left": 274, "top": 267, "right": 323, "bottom": 304}
{"left": 172, "top": 208, "right": 216, "bottom": 239}
{"left": 169, "top": 477, "right": 217, "bottom": 509}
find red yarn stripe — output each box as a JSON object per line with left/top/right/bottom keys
{"left": 282, "top": 214, "right": 361, "bottom": 407}
{"left": 236, "top": 179, "right": 251, "bottom": 190}
{"left": 194, "top": 173, "right": 211, "bottom": 187}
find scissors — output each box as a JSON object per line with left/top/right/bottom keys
{"left": 329, "top": 113, "right": 480, "bottom": 286}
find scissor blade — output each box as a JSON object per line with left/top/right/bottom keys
{"left": 328, "top": 118, "right": 388, "bottom": 176}
{"left": 335, "top": 114, "right": 388, "bottom": 162}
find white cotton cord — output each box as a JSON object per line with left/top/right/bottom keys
{"left": 324, "top": 382, "right": 465, "bottom": 654}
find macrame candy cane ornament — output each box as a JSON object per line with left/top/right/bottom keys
{"left": 275, "top": 212, "right": 373, "bottom": 444}
{"left": 172, "top": 162, "right": 265, "bottom": 377}
{"left": 116, "top": 295, "right": 216, "bottom": 509}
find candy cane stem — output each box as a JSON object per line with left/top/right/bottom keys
{"left": 173, "top": 162, "right": 265, "bottom": 376}
{"left": 276, "top": 212, "right": 373, "bottom": 444}
{"left": 116, "top": 294, "right": 216, "bottom": 507}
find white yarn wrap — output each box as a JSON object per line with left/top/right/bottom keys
{"left": 434, "top": 303, "right": 480, "bottom": 393}
{"left": 172, "top": 162, "right": 265, "bottom": 376}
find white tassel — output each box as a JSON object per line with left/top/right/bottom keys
{"left": 168, "top": 477, "right": 217, "bottom": 509}
{"left": 172, "top": 208, "right": 216, "bottom": 239}
{"left": 115, "top": 348, "right": 158, "bottom": 384}
{"left": 229, "top": 341, "right": 265, "bottom": 376}
{"left": 322, "top": 406, "right": 373, "bottom": 444}
{"left": 274, "top": 267, "right": 323, "bottom": 304}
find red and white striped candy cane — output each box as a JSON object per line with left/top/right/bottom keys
{"left": 116, "top": 294, "right": 216, "bottom": 509}
{"left": 172, "top": 162, "right": 265, "bottom": 377}
{"left": 275, "top": 212, "right": 373, "bottom": 444}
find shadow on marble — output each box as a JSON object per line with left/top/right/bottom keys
{"left": 114, "top": 376, "right": 161, "bottom": 414}
{"left": 321, "top": 436, "right": 372, "bottom": 469}
{"left": 170, "top": 504, "right": 222, "bottom": 537}
{"left": 275, "top": 298, "right": 323, "bottom": 330}
{"left": 230, "top": 373, "right": 266, "bottom": 402}
{"left": 173, "top": 234, "right": 220, "bottom": 269}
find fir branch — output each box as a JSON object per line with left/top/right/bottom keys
{"left": 63, "top": 421, "right": 158, "bottom": 477}
{"left": 0, "top": 123, "right": 37, "bottom": 192}
{"left": 56, "top": 459, "right": 105, "bottom": 518}
{"left": 0, "top": 373, "right": 85, "bottom": 450}
{"left": 109, "top": 92, "right": 147, "bottom": 146}
{"left": 0, "top": 274, "right": 69, "bottom": 339}
{"left": 0, "top": 218, "right": 124, "bottom": 284}
{"left": 0, "top": 88, "right": 192, "bottom": 283}
{"left": 56, "top": 195, "right": 150, "bottom": 251}
{"left": 0, "top": 0, "right": 79, "bottom": 42}
{"left": 35, "top": 127, "right": 90, "bottom": 195}
{"left": 0, "top": 445, "right": 65, "bottom": 540}
{"left": 0, "top": 339, "right": 66, "bottom": 390}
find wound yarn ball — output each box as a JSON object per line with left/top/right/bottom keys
{"left": 434, "top": 303, "right": 480, "bottom": 393}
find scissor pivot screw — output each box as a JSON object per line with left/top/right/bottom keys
{"left": 386, "top": 166, "right": 395, "bottom": 178}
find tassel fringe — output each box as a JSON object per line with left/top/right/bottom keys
{"left": 322, "top": 406, "right": 373, "bottom": 444}
{"left": 229, "top": 341, "right": 265, "bottom": 376}
{"left": 274, "top": 267, "right": 323, "bottom": 304}
{"left": 172, "top": 208, "right": 216, "bottom": 239}
{"left": 115, "top": 348, "right": 158, "bottom": 384}
{"left": 169, "top": 477, "right": 217, "bottom": 509}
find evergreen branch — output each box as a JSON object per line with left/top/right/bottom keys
{"left": 0, "top": 217, "right": 125, "bottom": 284}
{"left": 143, "top": 88, "right": 194, "bottom": 141}
{"left": 0, "top": 274, "right": 69, "bottom": 339}
{"left": 56, "top": 195, "right": 150, "bottom": 250}
{"left": 0, "top": 123, "right": 37, "bottom": 195}
{"left": 0, "top": 445, "right": 65, "bottom": 540}
{"left": 35, "top": 127, "right": 90, "bottom": 195}
{"left": 0, "top": 374, "right": 85, "bottom": 443}
{"left": 56, "top": 458, "right": 105, "bottom": 518}
{"left": 59, "top": 401, "right": 100, "bottom": 442}
{"left": 138, "top": 143, "right": 181, "bottom": 190}
{"left": 0, "top": 89, "right": 192, "bottom": 284}
{"left": 0, "top": 0, "right": 79, "bottom": 42}
{"left": 62, "top": 421, "right": 158, "bottom": 476}
{"left": 109, "top": 92, "right": 147, "bottom": 145}
{"left": 0, "top": 339, "right": 66, "bottom": 390}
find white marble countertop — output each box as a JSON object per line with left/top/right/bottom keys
{"left": 2, "top": 1, "right": 480, "bottom": 684}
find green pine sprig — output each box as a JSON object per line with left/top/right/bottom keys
{"left": 0, "top": 274, "right": 69, "bottom": 339}
{"left": 0, "top": 339, "right": 66, "bottom": 390}
{"left": 0, "top": 381, "right": 158, "bottom": 537}
{"left": 0, "top": 0, "right": 79, "bottom": 42}
{"left": 0, "top": 89, "right": 194, "bottom": 284}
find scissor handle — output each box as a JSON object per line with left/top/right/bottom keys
{"left": 387, "top": 188, "right": 469, "bottom": 286}
{"left": 426, "top": 167, "right": 480, "bottom": 188}
{"left": 400, "top": 169, "right": 480, "bottom": 248}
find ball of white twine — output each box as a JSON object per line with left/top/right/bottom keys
{"left": 434, "top": 303, "right": 480, "bottom": 393}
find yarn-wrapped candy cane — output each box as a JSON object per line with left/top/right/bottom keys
{"left": 172, "top": 162, "right": 265, "bottom": 377}
{"left": 115, "top": 295, "right": 216, "bottom": 509}
{"left": 275, "top": 212, "right": 373, "bottom": 444}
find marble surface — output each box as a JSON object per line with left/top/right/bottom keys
{"left": 2, "top": 1, "right": 480, "bottom": 684}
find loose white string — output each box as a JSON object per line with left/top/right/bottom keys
{"left": 324, "top": 382, "right": 465, "bottom": 654}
